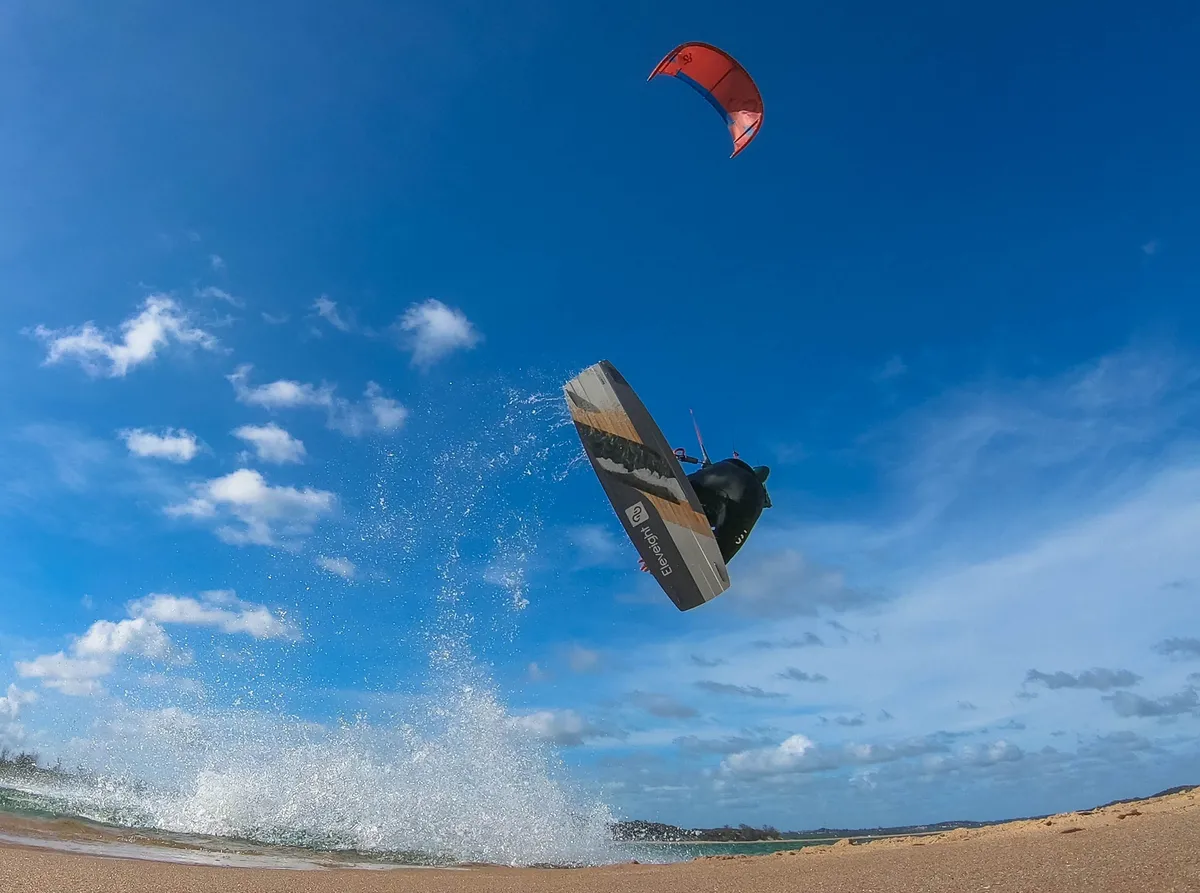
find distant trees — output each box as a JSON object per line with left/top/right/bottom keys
{"left": 0, "top": 748, "right": 41, "bottom": 772}
{"left": 0, "top": 749, "right": 70, "bottom": 782}
{"left": 692, "top": 823, "right": 782, "bottom": 842}
{"left": 610, "top": 820, "right": 784, "bottom": 842}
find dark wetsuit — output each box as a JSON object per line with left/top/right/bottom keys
{"left": 686, "top": 458, "right": 771, "bottom": 564}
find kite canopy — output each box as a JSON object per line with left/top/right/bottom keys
{"left": 649, "top": 42, "right": 763, "bottom": 158}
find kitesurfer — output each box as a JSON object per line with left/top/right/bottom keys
{"left": 640, "top": 456, "right": 771, "bottom": 572}
{"left": 688, "top": 457, "right": 771, "bottom": 563}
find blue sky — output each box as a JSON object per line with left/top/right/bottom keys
{"left": 2, "top": 0, "right": 1200, "bottom": 839}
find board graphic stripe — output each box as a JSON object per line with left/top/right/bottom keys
{"left": 647, "top": 492, "right": 713, "bottom": 538}
{"left": 567, "top": 371, "right": 643, "bottom": 446}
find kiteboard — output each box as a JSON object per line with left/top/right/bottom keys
{"left": 564, "top": 360, "right": 730, "bottom": 611}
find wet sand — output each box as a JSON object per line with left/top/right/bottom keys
{"left": 1, "top": 787, "right": 1196, "bottom": 892}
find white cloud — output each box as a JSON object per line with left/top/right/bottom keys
{"left": 228, "top": 366, "right": 406, "bottom": 436}
{"left": 868, "top": 343, "right": 1200, "bottom": 551}
{"left": 29, "top": 296, "right": 219, "bottom": 377}
{"left": 568, "top": 645, "right": 601, "bottom": 673}
{"left": 129, "top": 590, "right": 298, "bottom": 640}
{"left": 74, "top": 617, "right": 172, "bottom": 660}
{"left": 1025, "top": 668, "right": 1142, "bottom": 691}
{"left": 627, "top": 691, "right": 698, "bottom": 719}
{"left": 13, "top": 591, "right": 291, "bottom": 698}
{"left": 527, "top": 662, "right": 548, "bottom": 682}
{"left": 210, "top": 254, "right": 226, "bottom": 271}
{"left": 567, "top": 525, "right": 623, "bottom": 568}
{"left": 229, "top": 364, "right": 336, "bottom": 410}
{"left": 197, "top": 286, "right": 243, "bottom": 308}
{"left": 874, "top": 355, "right": 908, "bottom": 382}
{"left": 510, "top": 709, "right": 620, "bottom": 747}
{"left": 0, "top": 684, "right": 36, "bottom": 720}
{"left": 694, "top": 680, "right": 785, "bottom": 699}
{"left": 727, "top": 548, "right": 883, "bottom": 618}
{"left": 363, "top": 383, "right": 408, "bottom": 432}
{"left": 233, "top": 423, "right": 306, "bottom": 464}
{"left": 25, "top": 668, "right": 106, "bottom": 696}
{"left": 1154, "top": 638, "right": 1200, "bottom": 660}
{"left": 120, "top": 428, "right": 200, "bottom": 463}
{"left": 16, "top": 652, "right": 113, "bottom": 697}
{"left": 1104, "top": 686, "right": 1199, "bottom": 718}
{"left": 721, "top": 733, "right": 819, "bottom": 776}
{"left": 262, "top": 312, "right": 290, "bottom": 325}
{"left": 15, "top": 423, "right": 112, "bottom": 491}
{"left": 317, "top": 556, "right": 356, "bottom": 579}
{"left": 719, "top": 732, "right": 1000, "bottom": 779}
{"left": 167, "top": 468, "right": 336, "bottom": 547}
{"left": 313, "top": 297, "right": 353, "bottom": 332}
{"left": 394, "top": 299, "right": 481, "bottom": 367}
{"left": 777, "top": 667, "right": 829, "bottom": 683}
{"left": 14, "top": 616, "right": 182, "bottom": 698}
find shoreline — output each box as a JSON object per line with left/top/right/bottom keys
{"left": 0, "top": 786, "right": 1196, "bottom": 892}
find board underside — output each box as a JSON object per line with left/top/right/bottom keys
{"left": 564, "top": 360, "right": 729, "bottom": 611}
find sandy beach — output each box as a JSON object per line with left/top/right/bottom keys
{"left": 0, "top": 787, "right": 1196, "bottom": 893}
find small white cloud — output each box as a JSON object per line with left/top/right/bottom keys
{"left": 29, "top": 296, "right": 219, "bottom": 378}
{"left": 567, "top": 525, "right": 623, "bottom": 568}
{"left": 394, "top": 299, "right": 482, "bottom": 368}
{"left": 15, "top": 651, "right": 113, "bottom": 697}
{"left": 229, "top": 364, "right": 335, "bottom": 411}
{"left": 0, "top": 684, "right": 37, "bottom": 720}
{"left": 627, "top": 691, "right": 698, "bottom": 719}
{"left": 262, "top": 312, "right": 290, "bottom": 325}
{"left": 197, "top": 286, "right": 244, "bottom": 308}
{"left": 723, "top": 734, "right": 818, "bottom": 776}
{"left": 74, "top": 617, "right": 172, "bottom": 660}
{"left": 568, "top": 645, "right": 601, "bottom": 673}
{"left": 317, "top": 556, "right": 356, "bottom": 579}
{"left": 364, "top": 382, "right": 408, "bottom": 432}
{"left": 129, "top": 590, "right": 298, "bottom": 640}
{"left": 1104, "top": 687, "right": 1199, "bottom": 718}
{"left": 210, "top": 254, "right": 226, "bottom": 271}
{"left": 167, "top": 468, "right": 336, "bottom": 547}
{"left": 14, "top": 592, "right": 290, "bottom": 697}
{"left": 729, "top": 548, "right": 882, "bottom": 618}
{"left": 720, "top": 733, "right": 989, "bottom": 780}
{"left": 15, "top": 617, "right": 183, "bottom": 698}
{"left": 510, "top": 709, "right": 618, "bottom": 747}
{"left": 120, "top": 428, "right": 200, "bottom": 463}
{"left": 527, "top": 662, "right": 548, "bottom": 682}
{"left": 874, "top": 355, "right": 908, "bottom": 382}
{"left": 16, "top": 424, "right": 111, "bottom": 491}
{"left": 313, "top": 296, "right": 353, "bottom": 332}
{"left": 228, "top": 366, "right": 406, "bottom": 437}
{"left": 233, "top": 423, "right": 306, "bottom": 464}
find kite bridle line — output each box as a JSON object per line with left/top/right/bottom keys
{"left": 690, "top": 409, "right": 713, "bottom": 467}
